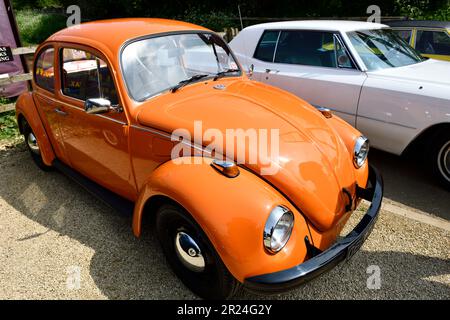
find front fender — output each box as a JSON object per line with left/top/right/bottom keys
{"left": 133, "top": 157, "right": 311, "bottom": 282}
{"left": 15, "top": 92, "right": 55, "bottom": 166}
{"left": 327, "top": 115, "right": 369, "bottom": 188}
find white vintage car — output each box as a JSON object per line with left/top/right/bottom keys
{"left": 230, "top": 20, "right": 450, "bottom": 188}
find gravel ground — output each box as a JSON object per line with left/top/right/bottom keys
{"left": 0, "top": 143, "right": 449, "bottom": 300}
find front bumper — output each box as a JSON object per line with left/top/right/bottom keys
{"left": 244, "top": 164, "right": 383, "bottom": 293}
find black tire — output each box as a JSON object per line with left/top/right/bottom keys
{"left": 429, "top": 132, "right": 450, "bottom": 190}
{"left": 156, "top": 204, "right": 241, "bottom": 299}
{"left": 22, "top": 120, "right": 52, "bottom": 171}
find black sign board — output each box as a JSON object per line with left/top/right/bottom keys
{"left": 0, "top": 46, "right": 14, "bottom": 63}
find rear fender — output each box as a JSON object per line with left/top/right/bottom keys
{"left": 15, "top": 92, "right": 55, "bottom": 166}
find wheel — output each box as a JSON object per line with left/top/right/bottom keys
{"left": 429, "top": 132, "right": 450, "bottom": 189}
{"left": 156, "top": 204, "right": 241, "bottom": 299}
{"left": 22, "top": 120, "right": 52, "bottom": 171}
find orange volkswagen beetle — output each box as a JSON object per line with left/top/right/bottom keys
{"left": 16, "top": 18, "right": 383, "bottom": 299}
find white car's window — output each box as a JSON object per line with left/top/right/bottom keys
{"left": 121, "top": 33, "right": 240, "bottom": 101}
{"left": 275, "top": 31, "right": 336, "bottom": 67}
{"left": 392, "top": 29, "right": 413, "bottom": 44}
{"left": 257, "top": 30, "right": 355, "bottom": 69}
{"left": 254, "top": 30, "right": 280, "bottom": 62}
{"left": 347, "top": 29, "right": 425, "bottom": 71}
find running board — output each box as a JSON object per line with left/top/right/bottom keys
{"left": 52, "top": 159, "right": 135, "bottom": 216}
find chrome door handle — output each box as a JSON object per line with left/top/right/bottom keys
{"left": 54, "top": 108, "right": 68, "bottom": 116}
{"left": 265, "top": 68, "right": 279, "bottom": 73}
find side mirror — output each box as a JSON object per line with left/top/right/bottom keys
{"left": 84, "top": 98, "right": 111, "bottom": 114}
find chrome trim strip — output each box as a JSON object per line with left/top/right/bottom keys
{"left": 311, "top": 104, "right": 417, "bottom": 129}
{"left": 130, "top": 125, "right": 210, "bottom": 154}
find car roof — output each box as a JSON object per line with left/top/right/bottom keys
{"left": 386, "top": 20, "right": 450, "bottom": 29}
{"left": 243, "top": 20, "right": 388, "bottom": 32}
{"left": 46, "top": 18, "right": 209, "bottom": 53}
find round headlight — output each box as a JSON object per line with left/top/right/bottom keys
{"left": 353, "top": 136, "right": 369, "bottom": 168}
{"left": 263, "top": 206, "right": 294, "bottom": 253}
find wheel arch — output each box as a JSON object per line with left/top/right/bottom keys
{"left": 131, "top": 158, "right": 311, "bottom": 282}
{"left": 403, "top": 122, "right": 450, "bottom": 156}
{"left": 15, "top": 92, "right": 55, "bottom": 166}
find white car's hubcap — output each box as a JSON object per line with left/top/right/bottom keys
{"left": 437, "top": 141, "right": 450, "bottom": 182}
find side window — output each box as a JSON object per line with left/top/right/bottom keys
{"left": 35, "top": 47, "right": 55, "bottom": 92}
{"left": 393, "top": 29, "right": 412, "bottom": 44}
{"left": 416, "top": 30, "right": 450, "bottom": 55}
{"left": 254, "top": 30, "right": 280, "bottom": 62}
{"left": 61, "top": 48, "right": 118, "bottom": 105}
{"left": 274, "top": 30, "right": 337, "bottom": 68}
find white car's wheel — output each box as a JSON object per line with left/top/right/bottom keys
{"left": 430, "top": 133, "right": 450, "bottom": 190}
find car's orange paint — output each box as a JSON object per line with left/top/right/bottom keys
{"left": 16, "top": 18, "right": 371, "bottom": 282}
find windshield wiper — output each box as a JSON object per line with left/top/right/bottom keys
{"left": 213, "top": 68, "right": 240, "bottom": 81}
{"left": 171, "top": 74, "right": 209, "bottom": 93}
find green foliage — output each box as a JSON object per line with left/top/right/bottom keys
{"left": 394, "top": 0, "right": 450, "bottom": 20}
{"left": 0, "top": 98, "right": 19, "bottom": 140}
{"left": 178, "top": 9, "right": 234, "bottom": 32}
{"left": 16, "top": 9, "right": 67, "bottom": 45}
{"left": 0, "top": 111, "right": 19, "bottom": 140}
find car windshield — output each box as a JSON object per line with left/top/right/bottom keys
{"left": 121, "top": 32, "right": 240, "bottom": 101}
{"left": 347, "top": 29, "right": 426, "bottom": 71}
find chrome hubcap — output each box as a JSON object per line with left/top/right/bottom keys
{"left": 27, "top": 132, "right": 40, "bottom": 155}
{"left": 438, "top": 141, "right": 450, "bottom": 182}
{"left": 174, "top": 232, "right": 205, "bottom": 272}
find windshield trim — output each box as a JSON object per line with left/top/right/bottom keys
{"left": 119, "top": 30, "right": 242, "bottom": 103}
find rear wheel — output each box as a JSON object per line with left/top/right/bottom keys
{"left": 429, "top": 132, "right": 450, "bottom": 190}
{"left": 22, "top": 120, "right": 51, "bottom": 171}
{"left": 156, "top": 204, "right": 241, "bottom": 299}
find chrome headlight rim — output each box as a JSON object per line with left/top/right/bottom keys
{"left": 263, "top": 205, "right": 294, "bottom": 254}
{"left": 353, "top": 136, "right": 369, "bottom": 168}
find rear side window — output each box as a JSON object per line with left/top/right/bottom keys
{"left": 274, "top": 30, "right": 336, "bottom": 67}
{"left": 34, "top": 47, "right": 55, "bottom": 92}
{"left": 61, "top": 48, "right": 118, "bottom": 104}
{"left": 254, "top": 30, "right": 280, "bottom": 62}
{"left": 416, "top": 30, "right": 450, "bottom": 55}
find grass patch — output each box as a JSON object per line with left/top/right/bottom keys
{"left": 16, "top": 9, "right": 67, "bottom": 45}
{"left": 0, "top": 97, "right": 20, "bottom": 141}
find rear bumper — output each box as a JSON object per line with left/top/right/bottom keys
{"left": 244, "top": 164, "right": 383, "bottom": 293}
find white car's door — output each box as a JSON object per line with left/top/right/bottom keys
{"left": 249, "top": 30, "right": 367, "bottom": 127}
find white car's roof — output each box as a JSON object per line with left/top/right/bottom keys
{"left": 244, "top": 20, "right": 388, "bottom": 32}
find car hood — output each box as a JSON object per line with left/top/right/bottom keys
{"left": 367, "top": 59, "right": 450, "bottom": 87}
{"left": 136, "top": 79, "right": 358, "bottom": 231}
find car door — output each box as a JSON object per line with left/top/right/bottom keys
{"left": 32, "top": 45, "right": 70, "bottom": 164}
{"left": 414, "top": 28, "right": 450, "bottom": 61}
{"left": 249, "top": 30, "right": 367, "bottom": 127}
{"left": 54, "top": 45, "right": 137, "bottom": 201}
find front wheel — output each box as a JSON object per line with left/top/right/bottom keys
{"left": 429, "top": 133, "right": 450, "bottom": 190}
{"left": 156, "top": 204, "right": 241, "bottom": 299}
